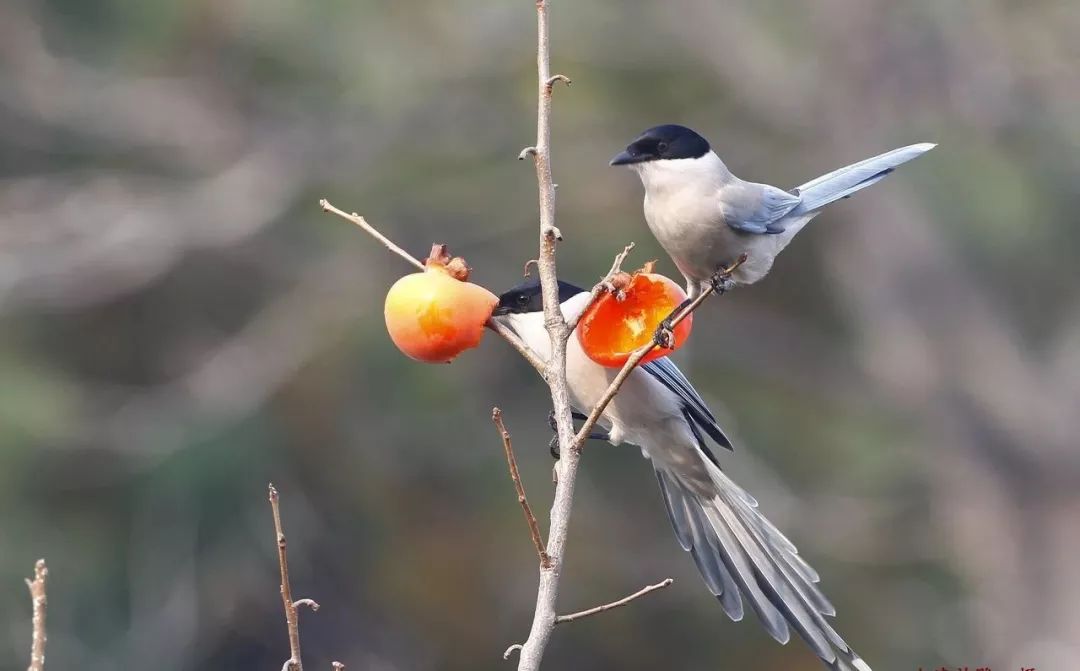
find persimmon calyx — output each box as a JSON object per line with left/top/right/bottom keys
{"left": 426, "top": 243, "right": 471, "bottom": 281}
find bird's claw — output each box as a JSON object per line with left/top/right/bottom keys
{"left": 653, "top": 320, "right": 675, "bottom": 350}
{"left": 709, "top": 272, "right": 735, "bottom": 295}
{"left": 709, "top": 253, "right": 748, "bottom": 294}
{"left": 549, "top": 435, "right": 560, "bottom": 460}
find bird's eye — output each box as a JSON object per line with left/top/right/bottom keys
{"left": 656, "top": 141, "right": 669, "bottom": 153}
{"left": 516, "top": 294, "right": 529, "bottom": 306}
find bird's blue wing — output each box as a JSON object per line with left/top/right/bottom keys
{"left": 642, "top": 357, "right": 733, "bottom": 456}
{"left": 722, "top": 184, "right": 803, "bottom": 235}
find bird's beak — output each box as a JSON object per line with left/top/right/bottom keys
{"left": 490, "top": 304, "right": 511, "bottom": 317}
{"left": 609, "top": 149, "right": 638, "bottom": 166}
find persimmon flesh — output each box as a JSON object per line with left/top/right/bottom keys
{"left": 578, "top": 271, "right": 692, "bottom": 367}
{"left": 384, "top": 245, "right": 498, "bottom": 363}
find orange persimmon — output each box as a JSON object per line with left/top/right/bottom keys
{"left": 577, "top": 263, "right": 692, "bottom": 367}
{"left": 384, "top": 244, "right": 498, "bottom": 363}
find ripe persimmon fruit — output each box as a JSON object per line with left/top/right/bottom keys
{"left": 577, "top": 262, "right": 692, "bottom": 367}
{"left": 384, "top": 244, "right": 498, "bottom": 363}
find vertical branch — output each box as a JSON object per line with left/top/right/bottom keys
{"left": 25, "top": 559, "right": 48, "bottom": 671}
{"left": 269, "top": 484, "right": 320, "bottom": 671}
{"left": 514, "top": 1, "right": 579, "bottom": 670}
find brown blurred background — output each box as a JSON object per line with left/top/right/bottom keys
{"left": 2, "top": 0, "right": 1079, "bottom": 669}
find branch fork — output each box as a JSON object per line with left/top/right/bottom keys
{"left": 503, "top": 578, "right": 674, "bottom": 657}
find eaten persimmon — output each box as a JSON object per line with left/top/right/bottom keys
{"left": 384, "top": 244, "right": 498, "bottom": 363}
{"left": 577, "top": 263, "right": 692, "bottom": 367}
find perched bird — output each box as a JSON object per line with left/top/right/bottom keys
{"left": 493, "top": 277, "right": 872, "bottom": 671}
{"left": 611, "top": 124, "right": 935, "bottom": 298}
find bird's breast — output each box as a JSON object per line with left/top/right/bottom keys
{"left": 643, "top": 190, "right": 739, "bottom": 283}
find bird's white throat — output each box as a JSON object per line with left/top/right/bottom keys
{"left": 633, "top": 150, "right": 730, "bottom": 196}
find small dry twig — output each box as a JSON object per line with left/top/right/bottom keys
{"left": 25, "top": 559, "right": 48, "bottom": 671}
{"left": 319, "top": 200, "right": 424, "bottom": 272}
{"left": 565, "top": 243, "right": 636, "bottom": 333}
{"left": 554, "top": 578, "right": 673, "bottom": 624}
{"left": 503, "top": 644, "right": 523, "bottom": 660}
{"left": 269, "top": 484, "right": 319, "bottom": 671}
{"left": 543, "top": 74, "right": 572, "bottom": 92}
{"left": 492, "top": 408, "right": 551, "bottom": 568}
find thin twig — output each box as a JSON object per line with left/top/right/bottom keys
{"left": 564, "top": 243, "right": 636, "bottom": 334}
{"left": 554, "top": 578, "right": 673, "bottom": 624}
{"left": 492, "top": 408, "right": 551, "bottom": 568}
{"left": 486, "top": 318, "right": 550, "bottom": 379}
{"left": 319, "top": 199, "right": 424, "bottom": 271}
{"left": 543, "top": 74, "right": 572, "bottom": 91}
{"left": 318, "top": 199, "right": 549, "bottom": 379}
{"left": 572, "top": 254, "right": 748, "bottom": 450}
{"left": 270, "top": 483, "right": 318, "bottom": 671}
{"left": 25, "top": 559, "right": 48, "bottom": 671}
{"left": 503, "top": 644, "right": 523, "bottom": 660}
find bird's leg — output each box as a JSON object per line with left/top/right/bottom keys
{"left": 708, "top": 253, "right": 749, "bottom": 294}
{"left": 547, "top": 409, "right": 588, "bottom": 430}
{"left": 547, "top": 410, "right": 609, "bottom": 459}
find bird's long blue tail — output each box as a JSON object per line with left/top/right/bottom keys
{"left": 792, "top": 142, "right": 935, "bottom": 214}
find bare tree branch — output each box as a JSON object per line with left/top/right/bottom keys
{"left": 25, "top": 559, "right": 48, "bottom": 671}
{"left": 269, "top": 484, "right": 318, "bottom": 671}
{"left": 492, "top": 408, "right": 551, "bottom": 568}
{"left": 554, "top": 578, "right": 673, "bottom": 624}
{"left": 319, "top": 200, "right": 424, "bottom": 272}
{"left": 512, "top": 2, "right": 583, "bottom": 669}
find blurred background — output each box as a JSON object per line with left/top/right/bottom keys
{"left": 2, "top": 0, "right": 1078, "bottom": 669}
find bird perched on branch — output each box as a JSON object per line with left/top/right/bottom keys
{"left": 611, "top": 124, "right": 935, "bottom": 299}
{"left": 493, "top": 277, "right": 872, "bottom": 671}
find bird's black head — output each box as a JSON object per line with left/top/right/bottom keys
{"left": 492, "top": 277, "right": 585, "bottom": 316}
{"left": 610, "top": 124, "right": 710, "bottom": 166}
